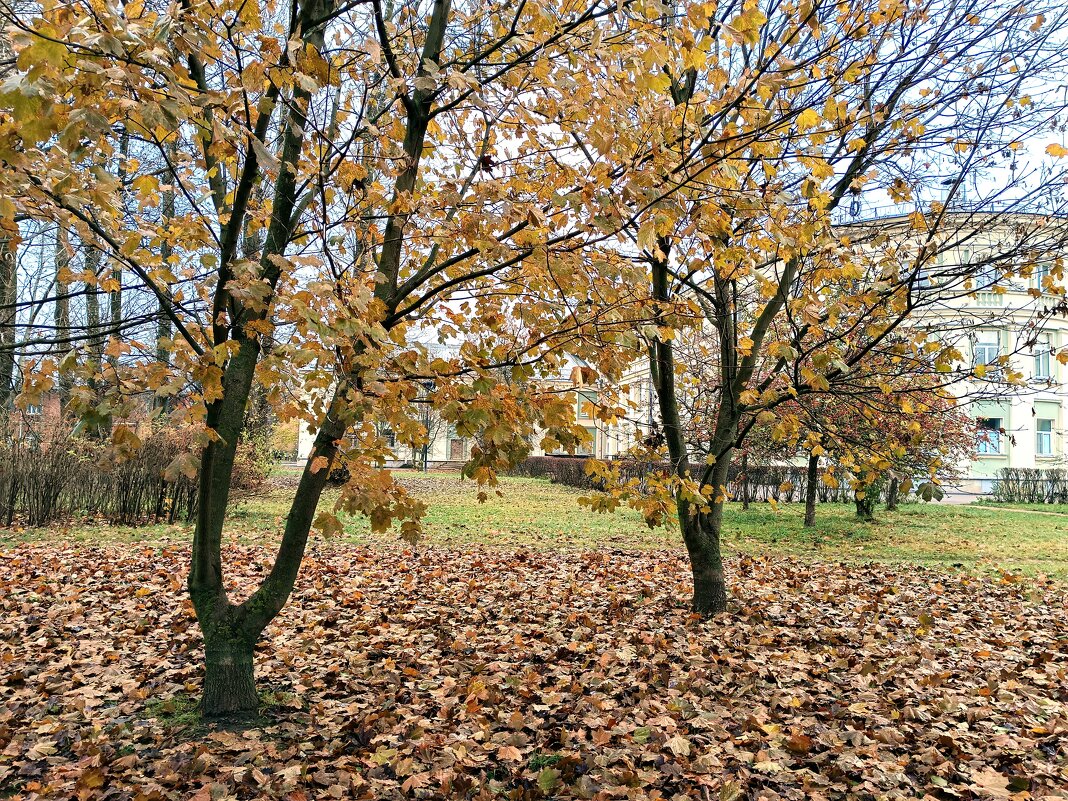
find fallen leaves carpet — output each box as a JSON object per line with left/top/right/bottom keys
{"left": 2, "top": 544, "right": 1067, "bottom": 800}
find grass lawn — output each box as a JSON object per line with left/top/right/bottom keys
{"left": 7, "top": 470, "right": 1068, "bottom": 579}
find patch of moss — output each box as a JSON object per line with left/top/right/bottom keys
{"left": 528, "top": 752, "right": 562, "bottom": 770}
{"left": 146, "top": 692, "right": 202, "bottom": 731}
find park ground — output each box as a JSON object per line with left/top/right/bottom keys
{"left": 7, "top": 470, "right": 1068, "bottom": 579}
{"left": 2, "top": 472, "right": 1067, "bottom": 800}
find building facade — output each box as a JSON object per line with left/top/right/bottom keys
{"left": 298, "top": 214, "right": 1068, "bottom": 497}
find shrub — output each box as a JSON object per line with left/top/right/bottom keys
{"left": 0, "top": 416, "right": 269, "bottom": 528}
{"left": 990, "top": 467, "right": 1068, "bottom": 504}
{"left": 509, "top": 456, "right": 857, "bottom": 503}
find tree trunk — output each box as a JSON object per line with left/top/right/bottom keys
{"left": 740, "top": 452, "right": 750, "bottom": 510}
{"left": 186, "top": 0, "right": 344, "bottom": 720}
{"left": 84, "top": 247, "right": 103, "bottom": 374}
{"left": 804, "top": 452, "right": 819, "bottom": 527}
{"left": 0, "top": 232, "right": 15, "bottom": 409}
{"left": 682, "top": 508, "right": 728, "bottom": 614}
{"left": 109, "top": 129, "right": 129, "bottom": 373}
{"left": 855, "top": 490, "right": 876, "bottom": 521}
{"left": 886, "top": 476, "right": 900, "bottom": 511}
{"left": 202, "top": 636, "right": 258, "bottom": 717}
{"left": 54, "top": 227, "right": 71, "bottom": 406}
{"left": 153, "top": 149, "right": 175, "bottom": 414}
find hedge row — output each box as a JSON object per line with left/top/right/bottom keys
{"left": 990, "top": 467, "right": 1068, "bottom": 504}
{"left": 0, "top": 421, "right": 268, "bottom": 527}
{"left": 509, "top": 456, "right": 857, "bottom": 503}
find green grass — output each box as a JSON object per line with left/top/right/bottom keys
{"left": 6, "top": 471, "right": 1068, "bottom": 580}
{"left": 145, "top": 692, "right": 202, "bottom": 732}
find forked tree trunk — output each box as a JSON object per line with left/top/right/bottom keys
{"left": 185, "top": 0, "right": 425, "bottom": 718}
{"left": 804, "top": 452, "right": 819, "bottom": 527}
{"left": 681, "top": 458, "right": 731, "bottom": 614}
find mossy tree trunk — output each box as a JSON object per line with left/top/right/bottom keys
{"left": 855, "top": 480, "right": 883, "bottom": 522}
{"left": 186, "top": 0, "right": 451, "bottom": 718}
{"left": 804, "top": 452, "right": 819, "bottom": 527}
{"left": 886, "top": 475, "right": 900, "bottom": 511}
{"left": 186, "top": 0, "right": 341, "bottom": 718}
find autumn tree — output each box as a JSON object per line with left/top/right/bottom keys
{"left": 782, "top": 369, "right": 978, "bottom": 523}
{"left": 578, "top": 0, "right": 1068, "bottom": 613}
{"left": 0, "top": 0, "right": 642, "bottom": 716}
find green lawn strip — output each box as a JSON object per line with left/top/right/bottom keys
{"left": 4, "top": 473, "right": 1067, "bottom": 579}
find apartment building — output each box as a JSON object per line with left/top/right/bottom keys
{"left": 297, "top": 213, "right": 1067, "bottom": 496}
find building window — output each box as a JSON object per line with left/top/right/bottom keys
{"left": 576, "top": 426, "right": 597, "bottom": 456}
{"left": 378, "top": 426, "right": 396, "bottom": 448}
{"left": 977, "top": 417, "right": 1003, "bottom": 455}
{"left": 917, "top": 254, "right": 943, "bottom": 290}
{"left": 25, "top": 404, "right": 42, "bottom": 417}
{"left": 1037, "top": 419, "right": 1054, "bottom": 456}
{"left": 576, "top": 390, "right": 597, "bottom": 421}
{"left": 1034, "top": 333, "right": 1053, "bottom": 380}
{"left": 973, "top": 331, "right": 1000, "bottom": 369}
{"left": 1034, "top": 262, "right": 1051, "bottom": 292}
{"left": 973, "top": 252, "right": 1000, "bottom": 289}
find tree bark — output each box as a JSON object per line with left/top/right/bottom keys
{"left": 153, "top": 148, "right": 175, "bottom": 414}
{"left": 804, "top": 452, "right": 819, "bottom": 527}
{"left": 0, "top": 232, "right": 15, "bottom": 409}
{"left": 202, "top": 636, "right": 258, "bottom": 717}
{"left": 54, "top": 227, "right": 71, "bottom": 406}
{"left": 886, "top": 475, "right": 900, "bottom": 511}
{"left": 682, "top": 455, "right": 730, "bottom": 615}
{"left": 740, "top": 451, "right": 750, "bottom": 510}
{"left": 184, "top": 0, "right": 355, "bottom": 718}
{"left": 855, "top": 486, "right": 877, "bottom": 521}
{"left": 84, "top": 247, "right": 104, "bottom": 375}
{"left": 109, "top": 130, "right": 129, "bottom": 373}
{"left": 649, "top": 248, "right": 729, "bottom": 615}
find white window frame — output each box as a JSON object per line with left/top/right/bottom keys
{"left": 973, "top": 330, "right": 1001, "bottom": 369}
{"left": 976, "top": 417, "right": 1004, "bottom": 455}
{"left": 1036, "top": 418, "right": 1054, "bottom": 456}
{"left": 1033, "top": 333, "right": 1053, "bottom": 380}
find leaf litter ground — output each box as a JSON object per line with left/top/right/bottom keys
{"left": 2, "top": 543, "right": 1066, "bottom": 800}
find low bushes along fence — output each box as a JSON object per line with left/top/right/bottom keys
{"left": 0, "top": 421, "right": 269, "bottom": 528}
{"left": 509, "top": 456, "right": 857, "bottom": 503}
{"left": 990, "top": 467, "right": 1068, "bottom": 504}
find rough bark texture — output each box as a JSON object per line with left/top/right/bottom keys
{"left": 804, "top": 452, "right": 819, "bottom": 527}
{"left": 202, "top": 638, "right": 258, "bottom": 718}
{"left": 886, "top": 476, "right": 900, "bottom": 511}
{"left": 855, "top": 491, "right": 876, "bottom": 521}
{"left": 0, "top": 233, "right": 14, "bottom": 408}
